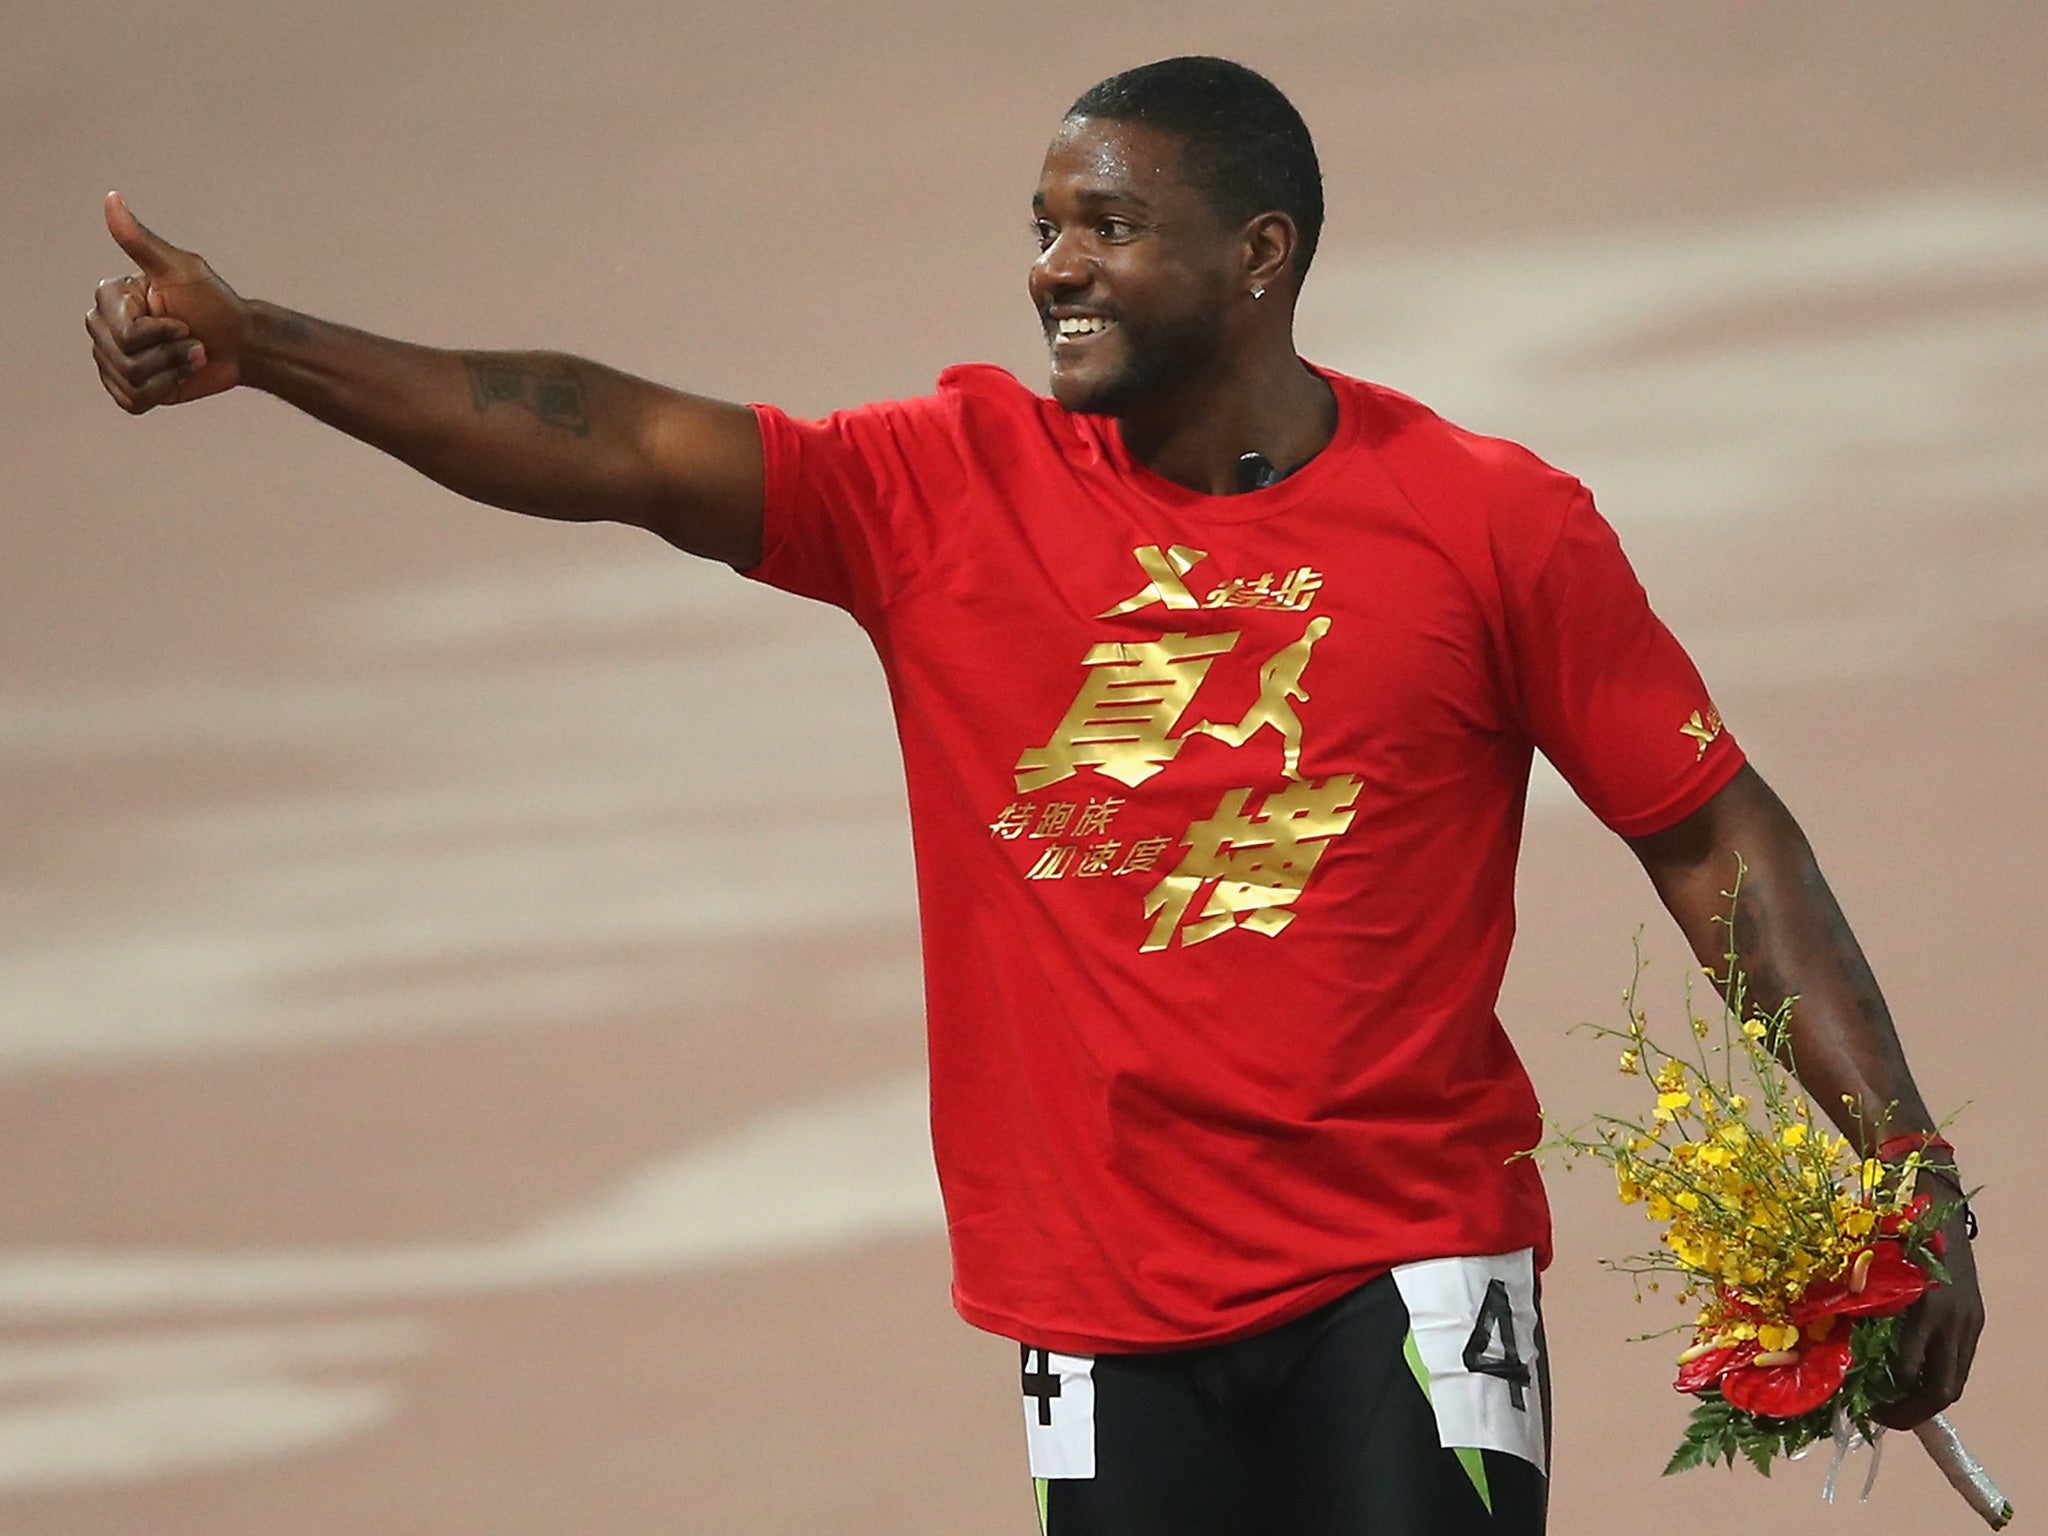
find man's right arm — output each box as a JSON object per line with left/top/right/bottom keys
{"left": 84, "top": 193, "right": 764, "bottom": 570}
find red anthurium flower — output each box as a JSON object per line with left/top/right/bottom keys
{"left": 1795, "top": 1240, "right": 1931, "bottom": 1323}
{"left": 1879, "top": 1194, "right": 1947, "bottom": 1256}
{"left": 1674, "top": 1340, "right": 1756, "bottom": 1395}
{"left": 1878, "top": 1193, "right": 1933, "bottom": 1237}
{"left": 1719, "top": 1336, "right": 1854, "bottom": 1418}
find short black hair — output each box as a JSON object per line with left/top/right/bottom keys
{"left": 1067, "top": 56, "right": 1324, "bottom": 280}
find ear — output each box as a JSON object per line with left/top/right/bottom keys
{"left": 1242, "top": 211, "right": 1299, "bottom": 297}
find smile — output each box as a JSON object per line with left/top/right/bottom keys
{"left": 1052, "top": 315, "right": 1115, "bottom": 345}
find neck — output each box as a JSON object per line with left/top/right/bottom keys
{"left": 1116, "top": 341, "right": 1336, "bottom": 496}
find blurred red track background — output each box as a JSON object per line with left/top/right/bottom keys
{"left": 4, "top": 4, "right": 2044, "bottom": 1530}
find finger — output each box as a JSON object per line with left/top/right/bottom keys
{"left": 104, "top": 191, "right": 186, "bottom": 278}
{"left": 85, "top": 305, "right": 173, "bottom": 375}
{"left": 94, "top": 274, "right": 148, "bottom": 327}
{"left": 1869, "top": 1312, "right": 1936, "bottom": 1429}
{"left": 1929, "top": 1300, "right": 1984, "bottom": 1409}
{"left": 1894, "top": 1304, "right": 1931, "bottom": 1388}
{"left": 94, "top": 355, "right": 146, "bottom": 414}
{"left": 93, "top": 327, "right": 205, "bottom": 389}
{"left": 85, "top": 301, "right": 188, "bottom": 356}
{"left": 1954, "top": 1304, "right": 1983, "bottom": 1390}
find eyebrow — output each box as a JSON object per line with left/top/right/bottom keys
{"left": 1031, "top": 188, "right": 1153, "bottom": 213}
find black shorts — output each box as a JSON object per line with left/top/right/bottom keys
{"left": 1017, "top": 1252, "right": 1550, "bottom": 1536}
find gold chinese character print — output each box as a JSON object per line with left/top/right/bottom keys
{"left": 1098, "top": 544, "right": 1209, "bottom": 617}
{"left": 1140, "top": 776, "right": 1363, "bottom": 951}
{"left": 1014, "top": 632, "right": 1240, "bottom": 792}
{"left": 1116, "top": 836, "right": 1173, "bottom": 875}
{"left": 1203, "top": 565, "right": 1324, "bottom": 612}
{"left": 1071, "top": 797, "right": 1126, "bottom": 836}
{"left": 992, "top": 546, "right": 1363, "bottom": 951}
{"left": 1680, "top": 707, "right": 1724, "bottom": 760}
{"left": 1075, "top": 842, "right": 1121, "bottom": 877}
{"left": 1032, "top": 802, "right": 1077, "bottom": 838}
{"left": 1184, "top": 617, "right": 1331, "bottom": 780}
{"left": 988, "top": 802, "right": 1035, "bottom": 840}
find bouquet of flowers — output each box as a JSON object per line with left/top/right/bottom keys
{"left": 1543, "top": 874, "right": 2010, "bottom": 1526}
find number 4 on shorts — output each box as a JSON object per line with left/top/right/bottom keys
{"left": 1461, "top": 1277, "right": 1531, "bottom": 1410}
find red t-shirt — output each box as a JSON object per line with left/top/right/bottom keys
{"left": 746, "top": 363, "right": 1744, "bottom": 1355}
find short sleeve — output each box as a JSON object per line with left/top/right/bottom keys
{"left": 744, "top": 389, "right": 968, "bottom": 622}
{"left": 1505, "top": 487, "right": 1745, "bottom": 836}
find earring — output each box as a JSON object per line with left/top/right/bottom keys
{"left": 1251, "top": 286, "right": 1265, "bottom": 300}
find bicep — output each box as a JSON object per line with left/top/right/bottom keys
{"left": 632, "top": 389, "right": 766, "bottom": 569}
{"left": 1626, "top": 763, "right": 1774, "bottom": 880}
{"left": 1624, "top": 764, "right": 1821, "bottom": 943}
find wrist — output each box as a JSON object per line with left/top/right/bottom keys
{"left": 1875, "top": 1130, "right": 1954, "bottom": 1164}
{"left": 1876, "top": 1133, "right": 1975, "bottom": 1240}
{"left": 239, "top": 299, "right": 304, "bottom": 392}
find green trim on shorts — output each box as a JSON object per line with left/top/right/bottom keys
{"left": 1401, "top": 1330, "right": 1492, "bottom": 1515}
{"left": 1035, "top": 1475, "right": 1050, "bottom": 1534}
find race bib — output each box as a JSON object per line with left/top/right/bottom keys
{"left": 1390, "top": 1249, "right": 1547, "bottom": 1474}
{"left": 1019, "top": 1344, "right": 1096, "bottom": 1479}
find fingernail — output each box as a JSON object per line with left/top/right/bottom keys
{"left": 188, "top": 344, "right": 207, "bottom": 369}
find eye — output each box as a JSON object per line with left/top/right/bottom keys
{"left": 1093, "top": 217, "right": 1135, "bottom": 241}
{"left": 1032, "top": 219, "right": 1058, "bottom": 251}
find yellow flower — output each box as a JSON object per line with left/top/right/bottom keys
{"left": 1658, "top": 1090, "right": 1692, "bottom": 1113}
{"left": 1757, "top": 1322, "right": 1800, "bottom": 1352}
{"left": 1779, "top": 1124, "right": 1808, "bottom": 1148}
{"left": 1618, "top": 1049, "right": 1640, "bottom": 1075}
{"left": 1742, "top": 1018, "right": 1768, "bottom": 1039}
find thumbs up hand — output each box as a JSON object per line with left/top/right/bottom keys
{"left": 87, "top": 192, "right": 250, "bottom": 411}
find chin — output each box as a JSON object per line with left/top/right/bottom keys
{"left": 1048, "top": 363, "right": 1148, "bottom": 418}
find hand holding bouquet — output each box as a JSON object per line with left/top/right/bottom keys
{"left": 1544, "top": 874, "right": 2008, "bottom": 1526}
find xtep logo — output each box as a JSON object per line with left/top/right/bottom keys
{"left": 1098, "top": 545, "right": 1324, "bottom": 617}
{"left": 1098, "top": 544, "right": 1207, "bottom": 615}
{"left": 1680, "top": 707, "right": 1725, "bottom": 760}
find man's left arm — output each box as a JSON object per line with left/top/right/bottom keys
{"left": 1625, "top": 762, "right": 1983, "bottom": 1429}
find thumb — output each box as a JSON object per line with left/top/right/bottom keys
{"left": 104, "top": 191, "right": 185, "bottom": 276}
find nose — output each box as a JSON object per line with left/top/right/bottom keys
{"left": 1031, "top": 227, "right": 1092, "bottom": 303}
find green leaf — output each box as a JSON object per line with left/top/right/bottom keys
{"left": 1664, "top": 1437, "right": 1708, "bottom": 1476}
{"left": 1744, "top": 1436, "right": 1778, "bottom": 1476}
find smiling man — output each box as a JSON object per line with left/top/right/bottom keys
{"left": 87, "top": 54, "right": 1979, "bottom": 1536}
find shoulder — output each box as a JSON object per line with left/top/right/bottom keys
{"left": 933, "top": 362, "right": 1103, "bottom": 469}
{"left": 803, "top": 363, "right": 1072, "bottom": 443}
{"left": 1320, "top": 367, "right": 1587, "bottom": 568}
{"left": 1328, "top": 370, "right": 1576, "bottom": 500}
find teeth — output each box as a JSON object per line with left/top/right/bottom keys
{"left": 1056, "top": 316, "right": 1111, "bottom": 337}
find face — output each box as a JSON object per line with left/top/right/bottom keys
{"left": 1030, "top": 116, "right": 1241, "bottom": 416}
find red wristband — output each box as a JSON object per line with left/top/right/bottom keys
{"left": 1876, "top": 1131, "right": 1955, "bottom": 1163}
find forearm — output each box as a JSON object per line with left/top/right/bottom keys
{"left": 1631, "top": 767, "right": 1939, "bottom": 1155}
{"left": 1631, "top": 765, "right": 1981, "bottom": 1426}
{"left": 241, "top": 302, "right": 681, "bottom": 524}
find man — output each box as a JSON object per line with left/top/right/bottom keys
{"left": 87, "top": 55, "right": 1979, "bottom": 1536}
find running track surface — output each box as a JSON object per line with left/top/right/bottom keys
{"left": 5, "top": 6, "right": 2044, "bottom": 1531}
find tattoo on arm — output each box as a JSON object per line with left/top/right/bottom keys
{"left": 1730, "top": 885, "right": 1793, "bottom": 1015}
{"left": 462, "top": 355, "right": 591, "bottom": 437}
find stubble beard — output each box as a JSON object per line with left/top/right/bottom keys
{"left": 1058, "top": 302, "right": 1229, "bottom": 419}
